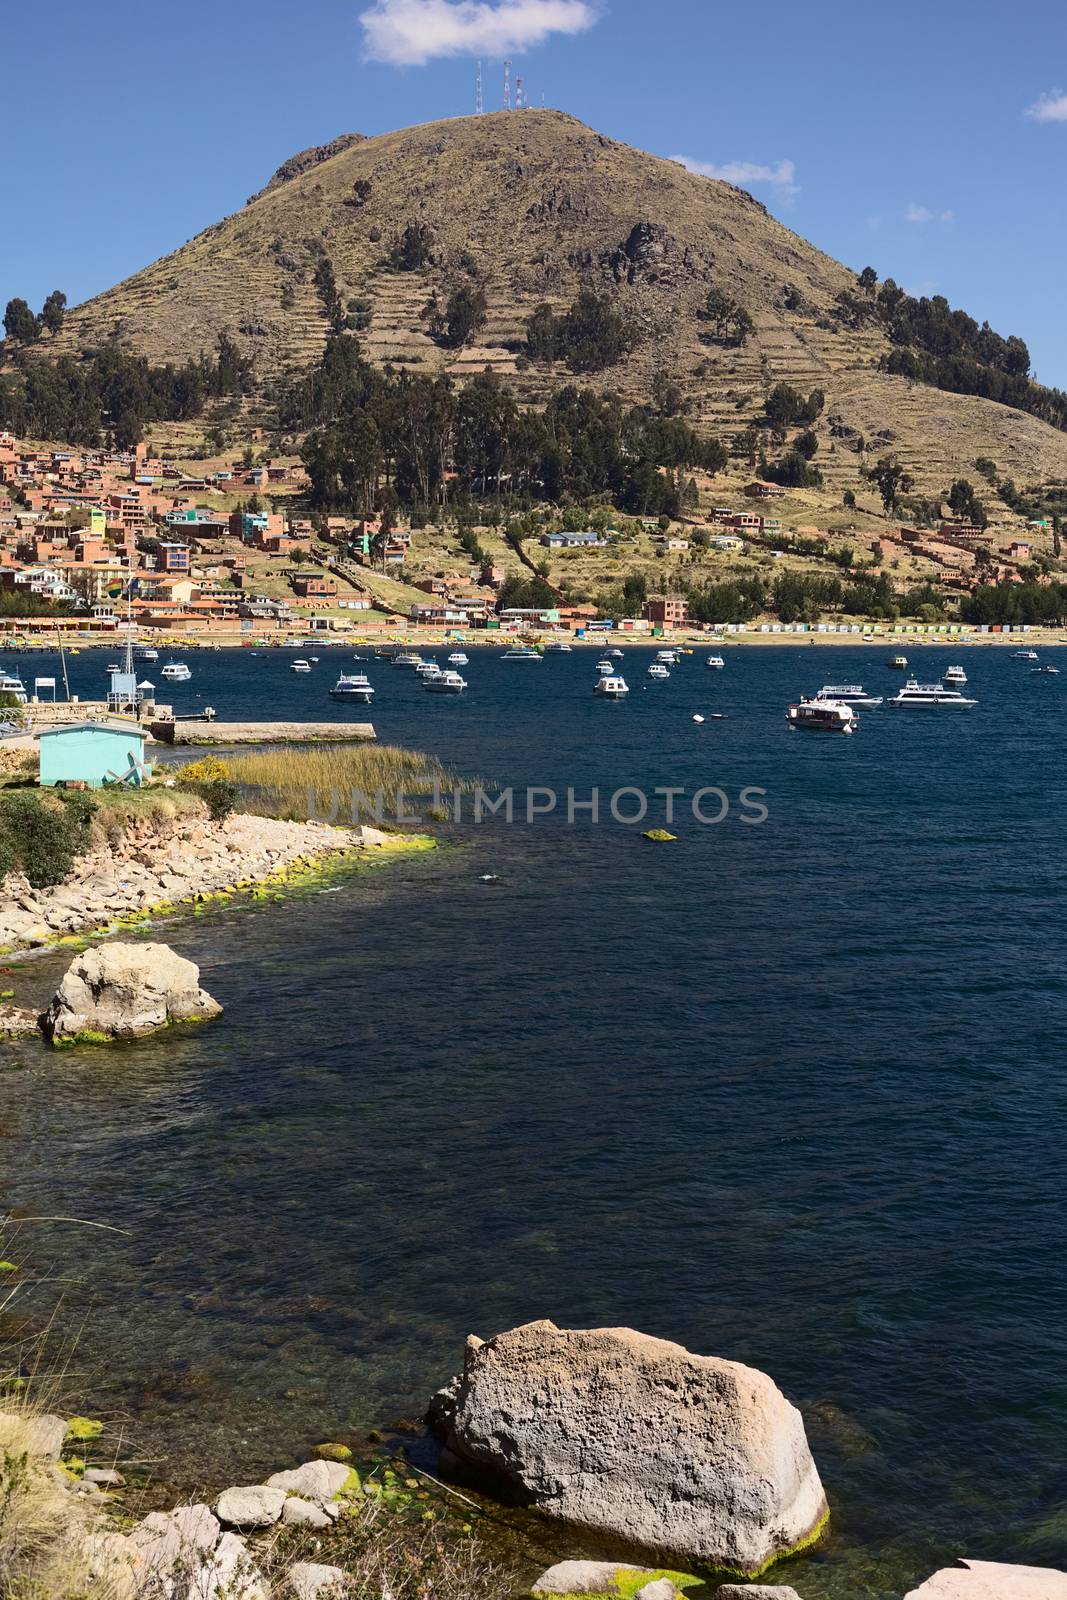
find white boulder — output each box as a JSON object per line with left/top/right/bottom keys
{"left": 215, "top": 1484, "right": 287, "bottom": 1529}
{"left": 532, "top": 1563, "right": 657, "bottom": 1596}
{"left": 905, "top": 1561, "right": 1067, "bottom": 1600}
{"left": 433, "top": 1321, "right": 827, "bottom": 1573}
{"left": 288, "top": 1561, "right": 348, "bottom": 1599}
{"left": 265, "top": 1460, "right": 352, "bottom": 1501}
{"left": 41, "top": 941, "right": 222, "bottom": 1044}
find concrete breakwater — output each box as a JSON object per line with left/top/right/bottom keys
{"left": 150, "top": 720, "right": 376, "bottom": 744}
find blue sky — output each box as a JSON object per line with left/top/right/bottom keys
{"left": 4, "top": 0, "right": 1066, "bottom": 383}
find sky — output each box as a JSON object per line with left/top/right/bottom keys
{"left": 3, "top": 0, "right": 1066, "bottom": 382}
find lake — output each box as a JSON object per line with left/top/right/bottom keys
{"left": 2, "top": 641, "right": 1066, "bottom": 1597}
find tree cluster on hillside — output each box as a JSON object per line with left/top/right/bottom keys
{"left": 3, "top": 290, "right": 67, "bottom": 345}
{"left": 278, "top": 333, "right": 725, "bottom": 515}
{"left": 961, "top": 580, "right": 1067, "bottom": 625}
{"left": 846, "top": 268, "right": 1067, "bottom": 432}
{"left": 0, "top": 336, "right": 254, "bottom": 448}
{"left": 427, "top": 284, "right": 488, "bottom": 349}
{"left": 699, "top": 288, "right": 754, "bottom": 347}
{"left": 525, "top": 289, "right": 639, "bottom": 374}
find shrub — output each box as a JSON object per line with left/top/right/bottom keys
{"left": 0, "top": 792, "right": 95, "bottom": 889}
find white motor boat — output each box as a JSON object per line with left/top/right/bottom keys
{"left": 608, "top": 648, "right": 624, "bottom": 658}
{"left": 596, "top": 658, "right": 615, "bottom": 674}
{"left": 133, "top": 645, "right": 159, "bottom": 663}
{"left": 656, "top": 649, "right": 679, "bottom": 665}
{"left": 1012, "top": 649, "right": 1039, "bottom": 662}
{"left": 330, "top": 673, "right": 374, "bottom": 703}
{"left": 787, "top": 698, "right": 856, "bottom": 732}
{"left": 594, "top": 675, "right": 629, "bottom": 697}
{"left": 391, "top": 652, "right": 423, "bottom": 669}
{"left": 886, "top": 679, "right": 977, "bottom": 708}
{"left": 812, "top": 684, "right": 883, "bottom": 707}
{"left": 447, "top": 652, "right": 469, "bottom": 665}
{"left": 1033, "top": 665, "right": 1060, "bottom": 675}
{"left": 943, "top": 665, "right": 967, "bottom": 686}
{"left": 0, "top": 671, "right": 28, "bottom": 705}
{"left": 890, "top": 655, "right": 909, "bottom": 669}
{"left": 426, "top": 670, "right": 467, "bottom": 694}
{"left": 290, "top": 659, "right": 312, "bottom": 673}
{"left": 501, "top": 646, "right": 541, "bottom": 661}
{"left": 648, "top": 663, "right": 670, "bottom": 679}
{"left": 706, "top": 655, "right": 725, "bottom": 670}
{"left": 544, "top": 641, "right": 572, "bottom": 653}
{"left": 415, "top": 658, "right": 441, "bottom": 677}
{"left": 161, "top": 661, "right": 191, "bottom": 682}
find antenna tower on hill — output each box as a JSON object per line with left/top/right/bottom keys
{"left": 503, "top": 59, "right": 512, "bottom": 110}
{"left": 475, "top": 60, "right": 483, "bottom": 115}
{"left": 515, "top": 75, "right": 525, "bottom": 109}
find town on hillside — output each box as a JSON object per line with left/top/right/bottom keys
{"left": 0, "top": 429, "right": 1059, "bottom": 645}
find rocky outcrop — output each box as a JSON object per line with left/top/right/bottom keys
{"left": 40, "top": 942, "right": 222, "bottom": 1044}
{"left": 0, "top": 812, "right": 367, "bottom": 955}
{"left": 431, "top": 1321, "right": 828, "bottom": 1573}
{"left": 905, "top": 1561, "right": 1067, "bottom": 1600}
{"left": 247, "top": 133, "right": 366, "bottom": 202}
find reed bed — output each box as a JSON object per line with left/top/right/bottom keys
{"left": 219, "top": 743, "right": 479, "bottom": 824}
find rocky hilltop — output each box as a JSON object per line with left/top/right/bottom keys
{"left": 51, "top": 110, "right": 1067, "bottom": 496}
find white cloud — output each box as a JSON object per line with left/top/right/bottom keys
{"left": 905, "top": 203, "right": 954, "bottom": 224}
{"left": 360, "top": 0, "right": 598, "bottom": 66}
{"left": 1025, "top": 89, "right": 1067, "bottom": 122}
{"left": 672, "top": 154, "right": 799, "bottom": 199}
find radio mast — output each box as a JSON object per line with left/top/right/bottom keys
{"left": 475, "top": 60, "right": 483, "bottom": 115}
{"left": 503, "top": 59, "right": 512, "bottom": 111}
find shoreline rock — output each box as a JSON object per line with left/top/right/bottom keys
{"left": 40, "top": 941, "right": 222, "bottom": 1045}
{"left": 0, "top": 811, "right": 433, "bottom": 957}
{"left": 430, "top": 1320, "right": 828, "bottom": 1575}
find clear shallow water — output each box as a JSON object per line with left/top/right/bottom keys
{"left": 3, "top": 644, "right": 1067, "bottom": 1596}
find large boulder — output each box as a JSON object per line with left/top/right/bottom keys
{"left": 905, "top": 1561, "right": 1067, "bottom": 1600}
{"left": 431, "top": 1321, "right": 827, "bottom": 1573}
{"left": 40, "top": 942, "right": 222, "bottom": 1044}
{"left": 532, "top": 1563, "right": 658, "bottom": 1596}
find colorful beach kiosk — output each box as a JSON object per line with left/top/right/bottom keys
{"left": 35, "top": 722, "right": 151, "bottom": 789}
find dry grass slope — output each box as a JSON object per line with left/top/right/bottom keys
{"left": 54, "top": 109, "right": 1067, "bottom": 499}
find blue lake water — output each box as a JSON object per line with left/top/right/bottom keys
{"left": 2, "top": 641, "right": 1067, "bottom": 1596}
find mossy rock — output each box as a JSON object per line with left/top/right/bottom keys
{"left": 642, "top": 829, "right": 678, "bottom": 842}
{"left": 0, "top": 1261, "right": 17, "bottom": 1273}
{"left": 532, "top": 1570, "right": 704, "bottom": 1600}
{"left": 313, "top": 1441, "right": 352, "bottom": 1462}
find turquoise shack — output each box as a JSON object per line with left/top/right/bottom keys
{"left": 35, "top": 722, "right": 151, "bottom": 789}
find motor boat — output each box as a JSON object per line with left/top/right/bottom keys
{"left": 501, "top": 646, "right": 541, "bottom": 661}
{"left": 415, "top": 659, "right": 441, "bottom": 677}
{"left": 608, "top": 648, "right": 624, "bottom": 658}
{"left": 594, "top": 675, "right": 629, "bottom": 697}
{"left": 447, "top": 652, "right": 469, "bottom": 666}
{"left": 943, "top": 665, "right": 967, "bottom": 685}
{"left": 886, "top": 679, "right": 977, "bottom": 708}
{"left": 133, "top": 645, "right": 159, "bottom": 663}
{"left": 787, "top": 698, "right": 856, "bottom": 732}
{"left": 890, "top": 655, "right": 909, "bottom": 669}
{"left": 812, "top": 684, "right": 883, "bottom": 707}
{"left": 391, "top": 652, "right": 423, "bottom": 669}
{"left": 706, "top": 655, "right": 725, "bottom": 670}
{"left": 656, "top": 649, "right": 679, "bottom": 665}
{"left": 1032, "top": 665, "right": 1060, "bottom": 675}
{"left": 648, "top": 663, "right": 670, "bottom": 679}
{"left": 161, "top": 661, "right": 191, "bottom": 681}
{"left": 290, "top": 658, "right": 312, "bottom": 673}
{"left": 0, "top": 671, "right": 28, "bottom": 705}
{"left": 544, "top": 641, "right": 572, "bottom": 653}
{"left": 426, "top": 670, "right": 467, "bottom": 694}
{"left": 330, "top": 673, "right": 374, "bottom": 702}
{"left": 596, "top": 658, "right": 615, "bottom": 674}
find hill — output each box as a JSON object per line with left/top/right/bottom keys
{"left": 42, "top": 110, "right": 1067, "bottom": 501}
